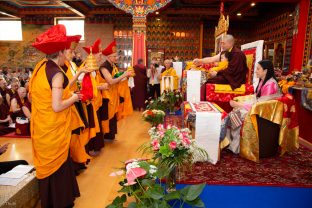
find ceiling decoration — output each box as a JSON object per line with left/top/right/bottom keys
{"left": 0, "top": 0, "right": 298, "bottom": 21}
{"left": 107, "top": 0, "right": 172, "bottom": 18}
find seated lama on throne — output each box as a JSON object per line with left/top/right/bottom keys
{"left": 193, "top": 34, "right": 248, "bottom": 90}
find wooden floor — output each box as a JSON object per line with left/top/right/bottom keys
{"left": 0, "top": 111, "right": 150, "bottom": 207}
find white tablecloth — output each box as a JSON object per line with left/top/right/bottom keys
{"left": 190, "top": 102, "right": 222, "bottom": 164}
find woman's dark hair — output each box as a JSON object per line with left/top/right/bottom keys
{"left": 255, "top": 59, "right": 277, "bottom": 98}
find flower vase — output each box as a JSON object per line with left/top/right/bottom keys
{"left": 166, "top": 167, "right": 176, "bottom": 192}
{"left": 169, "top": 105, "right": 175, "bottom": 115}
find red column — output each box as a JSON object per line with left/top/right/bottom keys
{"left": 132, "top": 32, "right": 146, "bottom": 66}
{"left": 290, "top": 0, "right": 310, "bottom": 72}
{"left": 132, "top": 17, "right": 146, "bottom": 66}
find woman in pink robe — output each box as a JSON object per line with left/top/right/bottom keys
{"left": 224, "top": 60, "right": 282, "bottom": 154}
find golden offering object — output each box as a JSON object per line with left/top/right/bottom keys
{"left": 305, "top": 82, "right": 312, "bottom": 88}
{"left": 185, "top": 61, "right": 205, "bottom": 71}
{"left": 127, "top": 66, "right": 136, "bottom": 77}
{"left": 85, "top": 51, "right": 98, "bottom": 71}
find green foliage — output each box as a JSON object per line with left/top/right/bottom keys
{"left": 106, "top": 159, "right": 206, "bottom": 208}
{"left": 106, "top": 182, "right": 206, "bottom": 208}
{"left": 145, "top": 90, "right": 183, "bottom": 112}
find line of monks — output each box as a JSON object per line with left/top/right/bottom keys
{"left": 29, "top": 24, "right": 133, "bottom": 208}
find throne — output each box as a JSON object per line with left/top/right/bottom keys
{"left": 204, "top": 14, "right": 263, "bottom": 112}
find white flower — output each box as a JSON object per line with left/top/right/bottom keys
{"left": 149, "top": 168, "right": 157, "bottom": 175}
{"left": 126, "top": 161, "right": 140, "bottom": 172}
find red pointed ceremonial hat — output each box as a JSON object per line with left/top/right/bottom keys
{"left": 102, "top": 40, "right": 117, "bottom": 56}
{"left": 67, "top": 35, "right": 81, "bottom": 50}
{"left": 83, "top": 39, "right": 101, "bottom": 54}
{"left": 32, "top": 24, "right": 68, "bottom": 54}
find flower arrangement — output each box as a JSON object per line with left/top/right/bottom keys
{"left": 107, "top": 158, "right": 206, "bottom": 208}
{"left": 139, "top": 124, "right": 208, "bottom": 194}
{"left": 161, "top": 90, "right": 183, "bottom": 113}
{"left": 145, "top": 124, "right": 208, "bottom": 172}
{"left": 145, "top": 90, "right": 183, "bottom": 114}
{"left": 142, "top": 109, "right": 165, "bottom": 126}
{"left": 145, "top": 97, "right": 168, "bottom": 111}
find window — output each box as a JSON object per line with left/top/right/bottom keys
{"left": 56, "top": 18, "right": 85, "bottom": 41}
{"left": 0, "top": 20, "right": 22, "bottom": 41}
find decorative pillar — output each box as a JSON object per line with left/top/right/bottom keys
{"left": 199, "top": 22, "right": 204, "bottom": 58}
{"left": 107, "top": 0, "right": 172, "bottom": 66}
{"left": 290, "top": 0, "right": 310, "bottom": 71}
{"left": 132, "top": 17, "right": 146, "bottom": 66}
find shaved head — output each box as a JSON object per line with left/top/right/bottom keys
{"left": 221, "top": 34, "right": 235, "bottom": 50}
{"left": 223, "top": 34, "right": 235, "bottom": 44}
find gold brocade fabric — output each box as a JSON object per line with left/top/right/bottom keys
{"left": 214, "top": 84, "right": 246, "bottom": 94}
{"left": 220, "top": 137, "right": 230, "bottom": 149}
{"left": 240, "top": 100, "right": 299, "bottom": 162}
{"left": 308, "top": 90, "right": 312, "bottom": 99}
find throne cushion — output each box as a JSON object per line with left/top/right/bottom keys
{"left": 206, "top": 83, "right": 254, "bottom": 102}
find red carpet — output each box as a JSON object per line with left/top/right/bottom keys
{"left": 178, "top": 147, "right": 312, "bottom": 188}
{"left": 1, "top": 131, "right": 30, "bottom": 138}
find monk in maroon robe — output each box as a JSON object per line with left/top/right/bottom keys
{"left": 132, "top": 59, "right": 148, "bottom": 110}
{"left": 0, "top": 78, "right": 10, "bottom": 107}
{"left": 0, "top": 95, "right": 13, "bottom": 135}
{"left": 194, "top": 34, "right": 248, "bottom": 91}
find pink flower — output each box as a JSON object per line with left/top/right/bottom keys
{"left": 126, "top": 167, "right": 147, "bottom": 185}
{"left": 182, "top": 132, "right": 188, "bottom": 137}
{"left": 182, "top": 138, "right": 191, "bottom": 146}
{"left": 179, "top": 133, "right": 184, "bottom": 140}
{"left": 125, "top": 158, "right": 148, "bottom": 165}
{"left": 166, "top": 124, "right": 172, "bottom": 129}
{"left": 157, "top": 124, "right": 164, "bottom": 130}
{"left": 151, "top": 139, "right": 160, "bottom": 151}
{"left": 169, "top": 141, "right": 177, "bottom": 150}
{"left": 158, "top": 130, "right": 165, "bottom": 138}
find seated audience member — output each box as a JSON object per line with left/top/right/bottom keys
{"left": 222, "top": 60, "right": 282, "bottom": 154}
{"left": 0, "top": 94, "right": 13, "bottom": 135}
{"left": 0, "top": 77, "right": 10, "bottom": 107}
{"left": 193, "top": 34, "right": 248, "bottom": 90}
{"left": 160, "top": 59, "right": 179, "bottom": 90}
{"left": 0, "top": 143, "right": 28, "bottom": 174}
{"left": 7, "top": 77, "right": 20, "bottom": 101}
{"left": 10, "top": 87, "right": 31, "bottom": 122}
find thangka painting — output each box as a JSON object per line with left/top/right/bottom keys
{"left": 0, "top": 24, "right": 50, "bottom": 69}
{"left": 107, "top": 0, "right": 172, "bottom": 17}
{"left": 241, "top": 40, "right": 264, "bottom": 89}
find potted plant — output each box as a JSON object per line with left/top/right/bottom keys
{"left": 107, "top": 158, "right": 206, "bottom": 208}
{"left": 140, "top": 124, "right": 208, "bottom": 192}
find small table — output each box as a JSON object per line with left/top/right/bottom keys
{"left": 182, "top": 101, "right": 225, "bottom": 164}
{"left": 0, "top": 172, "right": 39, "bottom": 208}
